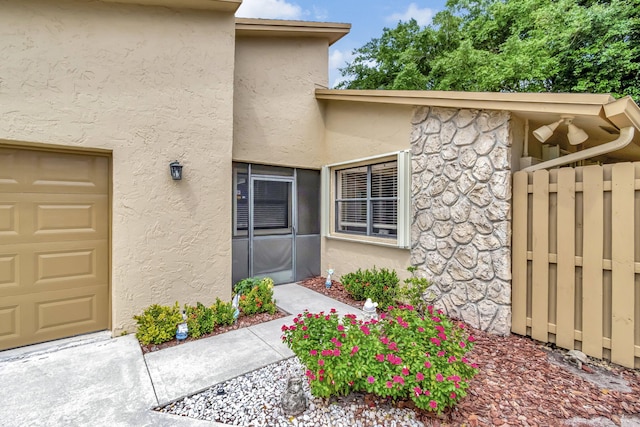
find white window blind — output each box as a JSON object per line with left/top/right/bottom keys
{"left": 335, "top": 161, "right": 398, "bottom": 238}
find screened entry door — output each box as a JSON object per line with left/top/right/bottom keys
{"left": 250, "top": 176, "right": 295, "bottom": 284}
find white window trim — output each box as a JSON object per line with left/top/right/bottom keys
{"left": 321, "top": 150, "right": 411, "bottom": 249}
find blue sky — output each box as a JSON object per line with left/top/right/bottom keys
{"left": 236, "top": 1, "right": 448, "bottom": 87}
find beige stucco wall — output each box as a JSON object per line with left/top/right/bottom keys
{"left": 321, "top": 101, "right": 413, "bottom": 282}
{"left": 323, "top": 101, "right": 414, "bottom": 164}
{"left": 233, "top": 36, "right": 328, "bottom": 169}
{"left": 0, "top": 0, "right": 236, "bottom": 334}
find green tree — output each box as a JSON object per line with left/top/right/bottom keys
{"left": 338, "top": 0, "right": 640, "bottom": 102}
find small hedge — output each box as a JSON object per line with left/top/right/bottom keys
{"left": 237, "top": 277, "right": 277, "bottom": 315}
{"left": 211, "top": 297, "right": 236, "bottom": 327}
{"left": 133, "top": 277, "right": 277, "bottom": 346}
{"left": 133, "top": 302, "right": 182, "bottom": 345}
{"left": 340, "top": 267, "right": 399, "bottom": 309}
{"left": 184, "top": 302, "right": 215, "bottom": 339}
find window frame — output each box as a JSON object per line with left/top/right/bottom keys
{"left": 321, "top": 150, "right": 411, "bottom": 249}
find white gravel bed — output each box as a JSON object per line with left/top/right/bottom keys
{"left": 157, "top": 357, "right": 425, "bottom": 427}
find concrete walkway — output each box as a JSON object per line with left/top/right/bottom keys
{"left": 0, "top": 284, "right": 361, "bottom": 427}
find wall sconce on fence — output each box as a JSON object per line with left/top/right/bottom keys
{"left": 169, "top": 161, "right": 183, "bottom": 180}
{"left": 533, "top": 115, "right": 589, "bottom": 145}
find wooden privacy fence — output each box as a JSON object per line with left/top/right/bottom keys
{"left": 512, "top": 162, "right": 639, "bottom": 369}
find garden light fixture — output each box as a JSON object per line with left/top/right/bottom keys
{"left": 169, "top": 160, "right": 183, "bottom": 180}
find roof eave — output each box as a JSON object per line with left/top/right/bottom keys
{"left": 99, "top": 0, "right": 242, "bottom": 12}
{"left": 236, "top": 18, "right": 351, "bottom": 46}
{"left": 315, "top": 89, "right": 614, "bottom": 116}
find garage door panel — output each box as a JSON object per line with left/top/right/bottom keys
{"left": 37, "top": 294, "right": 97, "bottom": 331}
{"left": 0, "top": 202, "right": 19, "bottom": 237}
{"left": 0, "top": 253, "right": 19, "bottom": 290}
{"left": 27, "top": 151, "right": 109, "bottom": 194}
{"left": 0, "top": 241, "right": 107, "bottom": 297}
{"left": 0, "top": 194, "right": 108, "bottom": 244}
{"left": 0, "top": 148, "right": 24, "bottom": 191}
{"left": 0, "top": 305, "right": 20, "bottom": 341}
{"left": 34, "top": 243, "right": 107, "bottom": 289}
{"left": 0, "top": 285, "right": 108, "bottom": 349}
{"left": 33, "top": 285, "right": 108, "bottom": 338}
{"left": 0, "top": 148, "right": 108, "bottom": 194}
{"left": 34, "top": 196, "right": 108, "bottom": 239}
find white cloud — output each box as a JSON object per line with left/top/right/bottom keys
{"left": 312, "top": 6, "right": 329, "bottom": 21}
{"left": 329, "top": 48, "right": 353, "bottom": 71}
{"left": 329, "top": 48, "right": 355, "bottom": 88}
{"left": 387, "top": 3, "right": 435, "bottom": 26}
{"left": 236, "top": 0, "right": 303, "bottom": 20}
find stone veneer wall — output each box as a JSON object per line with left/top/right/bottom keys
{"left": 410, "top": 106, "right": 512, "bottom": 335}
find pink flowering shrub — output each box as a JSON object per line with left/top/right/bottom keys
{"left": 281, "top": 305, "right": 478, "bottom": 413}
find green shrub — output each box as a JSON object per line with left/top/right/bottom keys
{"left": 282, "top": 305, "right": 478, "bottom": 414}
{"left": 397, "top": 266, "right": 434, "bottom": 314}
{"left": 340, "top": 267, "right": 399, "bottom": 308}
{"left": 211, "top": 297, "right": 236, "bottom": 327}
{"left": 133, "top": 302, "right": 182, "bottom": 345}
{"left": 239, "top": 277, "right": 277, "bottom": 316}
{"left": 184, "top": 302, "right": 215, "bottom": 339}
{"left": 233, "top": 277, "right": 262, "bottom": 296}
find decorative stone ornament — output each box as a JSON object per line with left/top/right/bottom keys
{"left": 565, "top": 350, "right": 589, "bottom": 370}
{"left": 325, "top": 269, "right": 334, "bottom": 289}
{"left": 362, "top": 298, "right": 378, "bottom": 321}
{"left": 176, "top": 310, "right": 188, "bottom": 341}
{"left": 280, "top": 375, "right": 307, "bottom": 416}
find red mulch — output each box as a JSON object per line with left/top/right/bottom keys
{"left": 298, "top": 276, "right": 364, "bottom": 310}
{"left": 297, "top": 276, "right": 640, "bottom": 427}
{"left": 139, "top": 308, "right": 288, "bottom": 354}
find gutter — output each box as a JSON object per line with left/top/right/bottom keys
{"left": 522, "top": 126, "right": 635, "bottom": 172}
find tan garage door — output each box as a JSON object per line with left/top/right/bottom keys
{"left": 0, "top": 147, "right": 109, "bottom": 351}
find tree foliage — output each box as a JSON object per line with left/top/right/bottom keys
{"left": 338, "top": 0, "right": 640, "bottom": 101}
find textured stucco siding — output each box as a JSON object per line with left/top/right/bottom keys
{"left": 233, "top": 37, "right": 328, "bottom": 169}
{"left": 321, "top": 101, "right": 413, "bottom": 282}
{"left": 0, "top": 0, "right": 236, "bottom": 334}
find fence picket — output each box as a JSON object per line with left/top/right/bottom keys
{"left": 581, "top": 166, "right": 604, "bottom": 359}
{"left": 511, "top": 171, "right": 529, "bottom": 335}
{"left": 610, "top": 163, "right": 635, "bottom": 367}
{"left": 556, "top": 168, "right": 576, "bottom": 349}
{"left": 531, "top": 170, "right": 550, "bottom": 342}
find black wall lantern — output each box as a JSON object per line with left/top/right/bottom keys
{"left": 169, "top": 161, "right": 183, "bottom": 180}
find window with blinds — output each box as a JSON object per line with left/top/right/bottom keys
{"left": 235, "top": 175, "right": 291, "bottom": 231}
{"left": 335, "top": 161, "right": 398, "bottom": 237}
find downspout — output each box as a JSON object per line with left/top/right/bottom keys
{"left": 523, "top": 119, "right": 529, "bottom": 157}
{"left": 522, "top": 126, "right": 635, "bottom": 172}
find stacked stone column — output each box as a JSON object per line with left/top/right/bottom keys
{"left": 410, "top": 106, "right": 512, "bottom": 335}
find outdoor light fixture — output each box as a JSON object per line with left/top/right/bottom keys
{"left": 169, "top": 161, "right": 183, "bottom": 180}
{"left": 566, "top": 120, "right": 589, "bottom": 145}
{"left": 533, "top": 115, "right": 589, "bottom": 145}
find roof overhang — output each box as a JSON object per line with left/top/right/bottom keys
{"left": 99, "top": 0, "right": 242, "bottom": 12}
{"left": 316, "top": 89, "right": 640, "bottom": 161}
{"left": 236, "top": 18, "right": 351, "bottom": 46}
